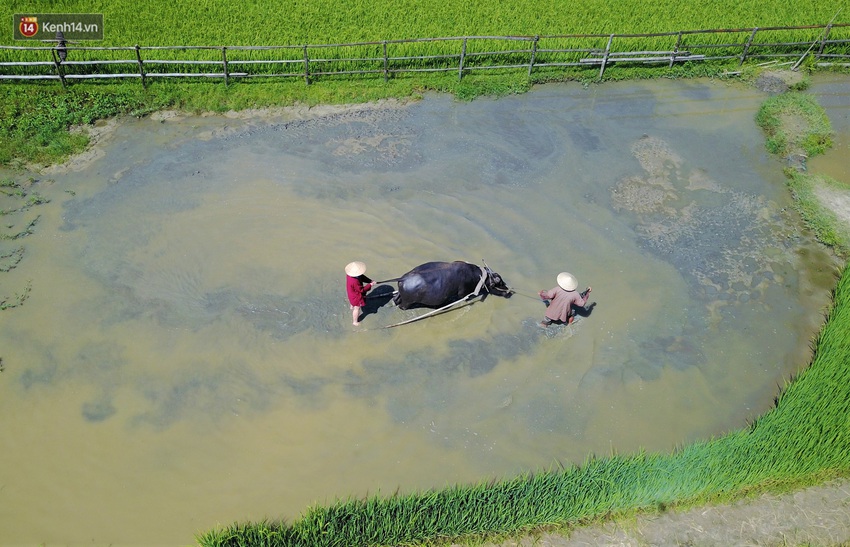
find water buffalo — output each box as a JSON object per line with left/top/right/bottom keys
{"left": 391, "top": 261, "right": 512, "bottom": 310}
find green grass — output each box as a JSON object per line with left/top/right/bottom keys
{"left": 0, "top": 178, "right": 43, "bottom": 310}
{"left": 755, "top": 92, "right": 850, "bottom": 257}
{"left": 783, "top": 171, "right": 850, "bottom": 256}
{"left": 0, "top": 84, "right": 169, "bottom": 165}
{"left": 2, "top": 0, "right": 845, "bottom": 75}
{"left": 756, "top": 92, "right": 834, "bottom": 157}
{"left": 2, "top": 0, "right": 845, "bottom": 46}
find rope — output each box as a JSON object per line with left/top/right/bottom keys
{"left": 382, "top": 293, "right": 480, "bottom": 328}
{"left": 473, "top": 265, "right": 488, "bottom": 296}
{"left": 365, "top": 290, "right": 397, "bottom": 299}
{"left": 510, "top": 287, "right": 543, "bottom": 301}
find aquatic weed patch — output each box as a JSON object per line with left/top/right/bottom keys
{"left": 784, "top": 171, "right": 850, "bottom": 255}
{"left": 0, "top": 85, "right": 170, "bottom": 167}
{"left": 757, "top": 87, "right": 850, "bottom": 256}
{"left": 756, "top": 92, "right": 833, "bottom": 157}
{"left": 0, "top": 178, "right": 48, "bottom": 310}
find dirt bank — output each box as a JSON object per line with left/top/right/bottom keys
{"left": 477, "top": 478, "right": 850, "bottom": 547}
{"left": 38, "top": 99, "right": 412, "bottom": 175}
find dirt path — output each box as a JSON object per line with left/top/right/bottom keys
{"left": 479, "top": 478, "right": 850, "bottom": 546}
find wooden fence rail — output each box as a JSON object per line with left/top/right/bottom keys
{"left": 0, "top": 23, "right": 848, "bottom": 87}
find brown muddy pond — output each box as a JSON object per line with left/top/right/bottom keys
{"left": 0, "top": 77, "right": 843, "bottom": 545}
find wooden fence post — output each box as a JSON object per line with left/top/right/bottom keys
{"left": 458, "top": 38, "right": 468, "bottom": 80}
{"left": 2, "top": 24, "right": 849, "bottom": 84}
{"left": 599, "top": 34, "right": 614, "bottom": 79}
{"left": 222, "top": 46, "right": 229, "bottom": 85}
{"left": 816, "top": 22, "right": 835, "bottom": 60}
{"left": 670, "top": 31, "right": 683, "bottom": 67}
{"left": 740, "top": 28, "right": 758, "bottom": 66}
{"left": 135, "top": 45, "right": 146, "bottom": 88}
{"left": 383, "top": 41, "right": 389, "bottom": 82}
{"left": 51, "top": 47, "right": 66, "bottom": 87}
{"left": 303, "top": 45, "right": 310, "bottom": 85}
{"left": 528, "top": 35, "right": 539, "bottom": 77}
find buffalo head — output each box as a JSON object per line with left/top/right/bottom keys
{"left": 484, "top": 267, "right": 512, "bottom": 298}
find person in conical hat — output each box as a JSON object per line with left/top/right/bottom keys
{"left": 537, "top": 272, "right": 592, "bottom": 327}
{"left": 345, "top": 261, "right": 374, "bottom": 326}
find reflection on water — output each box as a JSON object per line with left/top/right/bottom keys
{"left": 0, "top": 77, "right": 843, "bottom": 544}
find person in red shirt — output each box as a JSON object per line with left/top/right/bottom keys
{"left": 345, "top": 261, "right": 374, "bottom": 326}
{"left": 538, "top": 272, "right": 592, "bottom": 327}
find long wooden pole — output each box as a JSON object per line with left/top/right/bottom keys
{"left": 599, "top": 34, "right": 614, "bottom": 79}
{"left": 382, "top": 294, "right": 481, "bottom": 329}
{"left": 51, "top": 48, "right": 66, "bottom": 87}
{"left": 740, "top": 28, "right": 759, "bottom": 66}
{"left": 303, "top": 45, "right": 310, "bottom": 85}
{"left": 528, "top": 35, "right": 539, "bottom": 77}
{"left": 222, "top": 46, "right": 229, "bottom": 85}
{"left": 383, "top": 41, "right": 389, "bottom": 82}
{"left": 458, "top": 38, "right": 467, "bottom": 81}
{"left": 135, "top": 45, "right": 146, "bottom": 87}
{"left": 811, "top": 9, "right": 842, "bottom": 67}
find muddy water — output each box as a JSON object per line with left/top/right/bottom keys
{"left": 809, "top": 73, "right": 850, "bottom": 184}
{"left": 0, "top": 78, "right": 841, "bottom": 545}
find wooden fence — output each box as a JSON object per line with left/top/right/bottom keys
{"left": 0, "top": 23, "right": 848, "bottom": 87}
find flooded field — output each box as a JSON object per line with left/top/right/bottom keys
{"left": 0, "top": 76, "right": 843, "bottom": 545}
{"left": 809, "top": 73, "right": 850, "bottom": 183}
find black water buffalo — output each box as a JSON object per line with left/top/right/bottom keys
{"left": 392, "top": 261, "right": 512, "bottom": 310}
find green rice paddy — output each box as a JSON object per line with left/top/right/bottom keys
{"left": 2, "top": 1, "right": 848, "bottom": 77}
{"left": 2, "top": 2, "right": 850, "bottom": 545}
{"left": 1, "top": 0, "right": 846, "bottom": 45}
{"left": 1, "top": 1, "right": 849, "bottom": 167}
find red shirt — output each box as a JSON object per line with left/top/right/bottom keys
{"left": 346, "top": 275, "right": 372, "bottom": 306}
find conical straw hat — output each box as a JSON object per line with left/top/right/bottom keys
{"left": 345, "top": 261, "right": 367, "bottom": 277}
{"left": 556, "top": 272, "right": 578, "bottom": 291}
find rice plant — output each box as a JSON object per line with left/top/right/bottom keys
{"left": 1, "top": 0, "right": 847, "bottom": 78}
{"left": 1, "top": 0, "right": 846, "bottom": 47}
